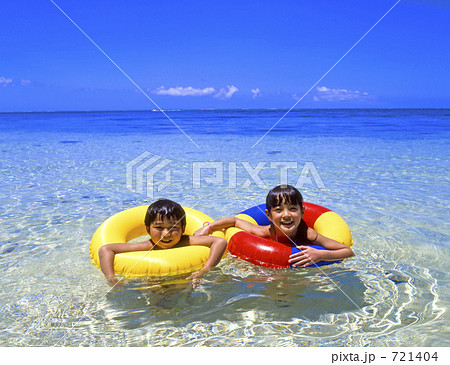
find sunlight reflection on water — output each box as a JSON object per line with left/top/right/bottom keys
{"left": 0, "top": 110, "right": 448, "bottom": 346}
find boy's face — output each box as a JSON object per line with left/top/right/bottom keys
{"left": 266, "top": 201, "right": 304, "bottom": 240}
{"left": 147, "top": 215, "right": 184, "bottom": 249}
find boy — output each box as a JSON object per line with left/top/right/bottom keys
{"left": 99, "top": 199, "right": 227, "bottom": 285}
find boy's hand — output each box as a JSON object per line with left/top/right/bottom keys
{"left": 288, "top": 246, "right": 322, "bottom": 267}
{"left": 106, "top": 275, "right": 119, "bottom": 286}
{"left": 186, "top": 267, "right": 209, "bottom": 280}
{"left": 186, "top": 267, "right": 210, "bottom": 288}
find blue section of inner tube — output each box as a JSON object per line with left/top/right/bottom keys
{"left": 240, "top": 204, "right": 270, "bottom": 225}
{"left": 290, "top": 245, "right": 340, "bottom": 268}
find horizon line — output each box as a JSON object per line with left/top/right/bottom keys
{"left": 1, "top": 107, "right": 450, "bottom": 114}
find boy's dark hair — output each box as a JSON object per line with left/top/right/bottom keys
{"left": 144, "top": 199, "right": 186, "bottom": 229}
{"left": 266, "top": 185, "right": 304, "bottom": 211}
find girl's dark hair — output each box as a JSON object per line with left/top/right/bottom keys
{"left": 144, "top": 199, "right": 186, "bottom": 229}
{"left": 266, "top": 185, "right": 309, "bottom": 243}
{"left": 266, "top": 185, "right": 303, "bottom": 211}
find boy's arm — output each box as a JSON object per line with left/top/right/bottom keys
{"left": 186, "top": 235, "right": 228, "bottom": 280}
{"left": 98, "top": 241, "right": 152, "bottom": 285}
{"left": 288, "top": 229, "right": 354, "bottom": 267}
{"left": 194, "top": 217, "right": 267, "bottom": 237}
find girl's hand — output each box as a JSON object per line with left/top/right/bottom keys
{"left": 193, "top": 224, "right": 211, "bottom": 236}
{"left": 288, "top": 246, "right": 322, "bottom": 267}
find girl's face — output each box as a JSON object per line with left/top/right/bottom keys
{"left": 266, "top": 201, "right": 304, "bottom": 240}
{"left": 147, "top": 215, "right": 184, "bottom": 249}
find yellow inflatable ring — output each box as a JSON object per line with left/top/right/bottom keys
{"left": 89, "top": 205, "right": 224, "bottom": 277}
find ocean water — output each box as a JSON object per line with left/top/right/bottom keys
{"left": 0, "top": 109, "right": 449, "bottom": 346}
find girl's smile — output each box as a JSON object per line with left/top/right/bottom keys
{"left": 266, "top": 202, "right": 304, "bottom": 240}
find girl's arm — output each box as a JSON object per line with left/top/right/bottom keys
{"left": 194, "top": 216, "right": 267, "bottom": 237}
{"left": 186, "top": 235, "right": 228, "bottom": 280}
{"left": 288, "top": 228, "right": 354, "bottom": 267}
{"left": 98, "top": 241, "right": 153, "bottom": 285}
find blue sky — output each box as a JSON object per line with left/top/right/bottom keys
{"left": 1, "top": 0, "right": 449, "bottom": 111}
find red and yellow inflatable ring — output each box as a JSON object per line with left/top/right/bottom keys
{"left": 225, "top": 202, "right": 353, "bottom": 269}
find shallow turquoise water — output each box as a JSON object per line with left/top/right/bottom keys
{"left": 0, "top": 110, "right": 449, "bottom": 346}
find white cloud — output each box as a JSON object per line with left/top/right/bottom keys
{"left": 251, "top": 88, "right": 261, "bottom": 99}
{"left": 151, "top": 84, "right": 239, "bottom": 99}
{"left": 154, "top": 85, "right": 216, "bottom": 96}
{"left": 0, "top": 77, "right": 32, "bottom": 87}
{"left": 214, "top": 85, "right": 239, "bottom": 99}
{"left": 0, "top": 77, "right": 13, "bottom": 87}
{"left": 314, "top": 86, "right": 369, "bottom": 102}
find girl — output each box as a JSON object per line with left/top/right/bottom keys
{"left": 195, "top": 185, "right": 354, "bottom": 267}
